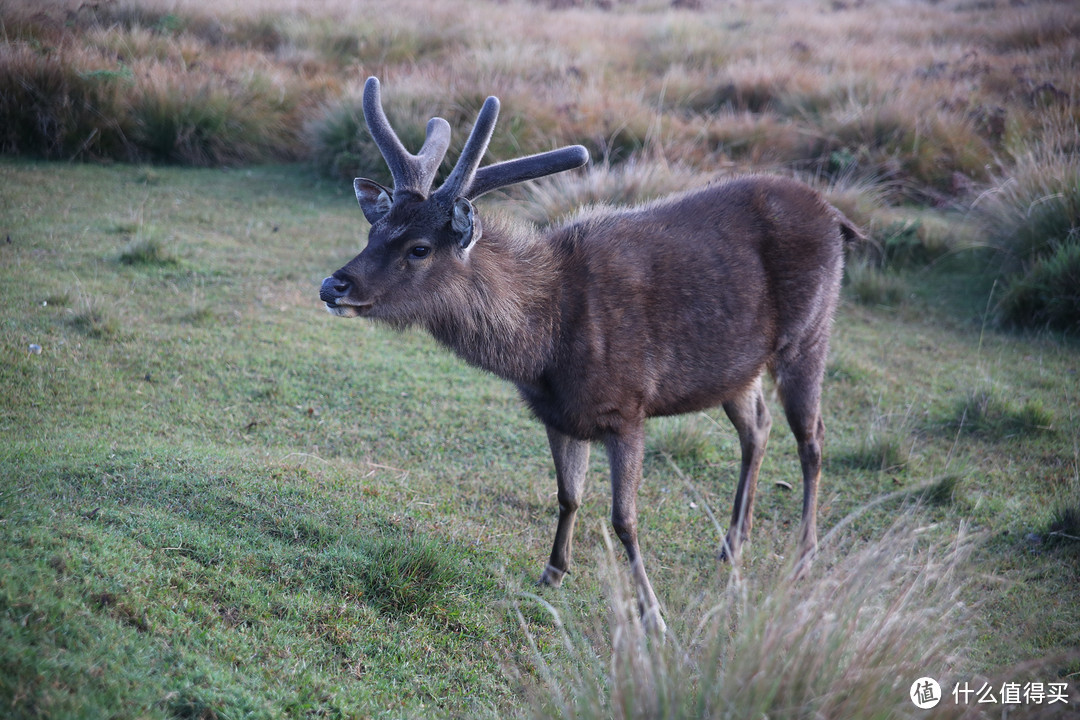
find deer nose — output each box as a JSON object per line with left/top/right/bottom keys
{"left": 320, "top": 275, "right": 351, "bottom": 303}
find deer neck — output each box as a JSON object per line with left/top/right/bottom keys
{"left": 426, "top": 216, "right": 559, "bottom": 384}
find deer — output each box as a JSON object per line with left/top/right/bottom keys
{"left": 320, "top": 77, "right": 866, "bottom": 633}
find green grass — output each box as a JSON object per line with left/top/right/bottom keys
{"left": 0, "top": 447, "right": 506, "bottom": 718}
{"left": 2, "top": 160, "right": 1079, "bottom": 717}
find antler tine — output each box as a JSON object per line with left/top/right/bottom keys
{"left": 466, "top": 145, "right": 590, "bottom": 200}
{"left": 432, "top": 96, "right": 500, "bottom": 202}
{"left": 362, "top": 77, "right": 450, "bottom": 197}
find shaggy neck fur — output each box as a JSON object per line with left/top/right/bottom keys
{"left": 425, "top": 214, "right": 561, "bottom": 385}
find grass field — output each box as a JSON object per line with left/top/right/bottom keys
{"left": 1, "top": 159, "right": 1077, "bottom": 718}
{"left": 2, "top": 0, "right": 1079, "bottom": 716}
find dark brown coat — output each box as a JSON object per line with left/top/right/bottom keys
{"left": 321, "top": 78, "right": 865, "bottom": 633}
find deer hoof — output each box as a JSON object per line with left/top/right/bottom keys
{"left": 790, "top": 542, "right": 818, "bottom": 581}
{"left": 642, "top": 606, "right": 668, "bottom": 638}
{"left": 718, "top": 533, "right": 742, "bottom": 563}
{"left": 538, "top": 564, "right": 566, "bottom": 587}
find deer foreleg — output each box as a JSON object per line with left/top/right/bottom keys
{"left": 539, "top": 426, "right": 590, "bottom": 587}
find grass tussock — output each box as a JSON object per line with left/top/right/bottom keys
{"left": 357, "top": 535, "right": 474, "bottom": 617}
{"left": 304, "top": 76, "right": 449, "bottom": 184}
{"left": 973, "top": 136, "right": 1079, "bottom": 331}
{"left": 845, "top": 259, "right": 907, "bottom": 308}
{"left": 833, "top": 403, "right": 917, "bottom": 473}
{"left": 874, "top": 212, "right": 959, "bottom": 269}
{"left": 646, "top": 415, "right": 718, "bottom": 468}
{"left": 0, "top": 0, "right": 1073, "bottom": 199}
{"left": 0, "top": 4, "right": 306, "bottom": 165}
{"left": 118, "top": 235, "right": 179, "bottom": 267}
{"left": 838, "top": 430, "right": 912, "bottom": 474}
{"left": 69, "top": 308, "right": 121, "bottom": 340}
{"left": 917, "top": 474, "right": 964, "bottom": 507}
{"left": 941, "top": 385, "right": 1054, "bottom": 440}
{"left": 130, "top": 64, "right": 300, "bottom": 166}
{"left": 0, "top": 42, "right": 133, "bottom": 161}
{"left": 997, "top": 241, "right": 1080, "bottom": 333}
{"left": 522, "top": 519, "right": 974, "bottom": 720}
{"left": 1048, "top": 499, "right": 1080, "bottom": 547}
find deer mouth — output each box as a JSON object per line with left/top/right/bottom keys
{"left": 324, "top": 299, "right": 373, "bottom": 318}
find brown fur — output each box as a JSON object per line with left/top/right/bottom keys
{"left": 321, "top": 80, "right": 866, "bottom": 632}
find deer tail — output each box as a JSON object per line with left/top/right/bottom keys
{"left": 835, "top": 209, "right": 868, "bottom": 244}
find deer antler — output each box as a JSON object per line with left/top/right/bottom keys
{"left": 465, "top": 145, "right": 591, "bottom": 200}
{"left": 362, "top": 77, "right": 450, "bottom": 198}
{"left": 431, "top": 96, "right": 500, "bottom": 202}
{"left": 433, "top": 94, "right": 590, "bottom": 202}
{"left": 363, "top": 76, "right": 588, "bottom": 204}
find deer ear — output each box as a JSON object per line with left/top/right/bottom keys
{"left": 354, "top": 178, "right": 393, "bottom": 224}
{"left": 451, "top": 197, "right": 481, "bottom": 252}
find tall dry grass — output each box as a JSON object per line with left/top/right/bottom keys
{"left": 0, "top": 0, "right": 312, "bottom": 164}
{"left": 518, "top": 515, "right": 981, "bottom": 720}
{"left": 4, "top": 0, "right": 1074, "bottom": 179}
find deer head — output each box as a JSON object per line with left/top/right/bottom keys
{"left": 320, "top": 77, "right": 589, "bottom": 323}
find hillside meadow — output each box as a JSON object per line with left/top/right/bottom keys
{"left": 2, "top": 0, "right": 1079, "bottom": 718}
{"left": 2, "top": 0, "right": 1077, "bottom": 328}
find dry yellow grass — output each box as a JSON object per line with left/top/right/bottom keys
{"left": 4, "top": 0, "right": 1075, "bottom": 180}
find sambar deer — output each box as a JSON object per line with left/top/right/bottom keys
{"left": 321, "top": 77, "right": 865, "bottom": 632}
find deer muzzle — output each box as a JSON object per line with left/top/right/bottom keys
{"left": 320, "top": 275, "right": 371, "bottom": 317}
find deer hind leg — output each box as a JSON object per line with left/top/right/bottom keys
{"left": 720, "top": 376, "right": 772, "bottom": 562}
{"left": 606, "top": 424, "right": 667, "bottom": 634}
{"left": 775, "top": 345, "right": 829, "bottom": 570}
{"left": 539, "top": 426, "right": 590, "bottom": 588}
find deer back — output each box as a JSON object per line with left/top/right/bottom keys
{"left": 515, "top": 175, "right": 848, "bottom": 439}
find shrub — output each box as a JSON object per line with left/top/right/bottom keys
{"left": 0, "top": 43, "right": 134, "bottom": 161}
{"left": 845, "top": 259, "right": 907, "bottom": 307}
{"left": 976, "top": 146, "right": 1080, "bottom": 331}
{"left": 130, "top": 66, "right": 298, "bottom": 166}
{"left": 998, "top": 241, "right": 1080, "bottom": 332}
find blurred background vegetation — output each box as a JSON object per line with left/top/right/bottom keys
{"left": 1, "top": 0, "right": 1077, "bottom": 333}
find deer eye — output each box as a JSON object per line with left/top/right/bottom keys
{"left": 408, "top": 245, "right": 431, "bottom": 259}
